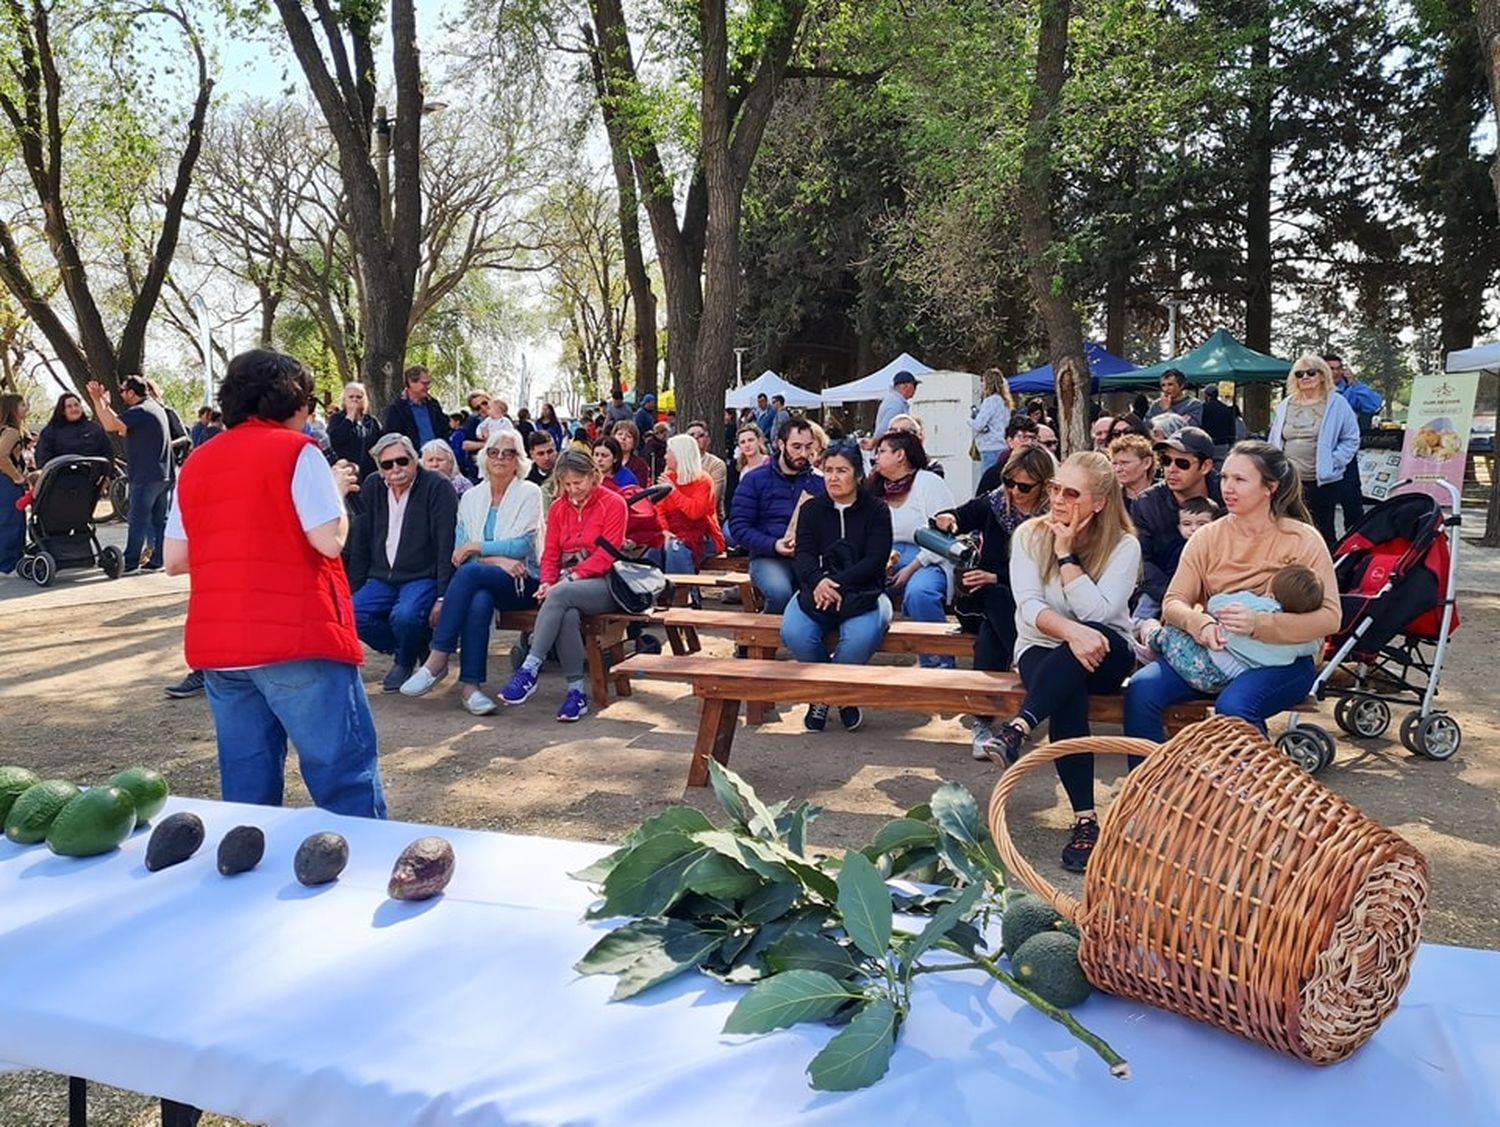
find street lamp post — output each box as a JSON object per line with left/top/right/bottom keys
{"left": 733, "top": 347, "right": 747, "bottom": 387}
{"left": 1164, "top": 298, "right": 1184, "bottom": 357}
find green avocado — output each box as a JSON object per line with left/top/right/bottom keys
{"left": 1012, "top": 931, "right": 1093, "bottom": 1009}
{"left": 108, "top": 767, "right": 169, "bottom": 827}
{"left": 47, "top": 787, "right": 138, "bottom": 857}
{"left": 1002, "top": 893, "right": 1067, "bottom": 958}
{"left": 5, "top": 780, "right": 82, "bottom": 845}
{"left": 0, "top": 766, "right": 41, "bottom": 824}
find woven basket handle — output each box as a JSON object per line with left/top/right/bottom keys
{"left": 987, "top": 735, "right": 1161, "bottom": 923}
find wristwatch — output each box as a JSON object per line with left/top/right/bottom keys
{"left": 1056, "top": 553, "right": 1082, "bottom": 568}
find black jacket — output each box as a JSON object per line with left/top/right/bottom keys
{"left": 937, "top": 491, "right": 1019, "bottom": 576}
{"left": 1130, "top": 475, "right": 1222, "bottom": 604}
{"left": 34, "top": 419, "right": 114, "bottom": 467}
{"left": 347, "top": 467, "right": 458, "bottom": 595}
{"left": 1200, "top": 398, "right": 1237, "bottom": 446}
{"left": 382, "top": 395, "right": 448, "bottom": 452}
{"left": 327, "top": 411, "right": 381, "bottom": 480}
{"left": 792, "top": 492, "right": 893, "bottom": 621}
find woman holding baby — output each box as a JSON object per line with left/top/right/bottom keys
{"left": 1125, "top": 440, "right": 1340, "bottom": 747}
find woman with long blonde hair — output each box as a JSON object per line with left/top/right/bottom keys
{"left": 0, "top": 393, "right": 31, "bottom": 573}
{"left": 1266, "top": 353, "right": 1359, "bottom": 546}
{"left": 970, "top": 368, "right": 1014, "bottom": 473}
{"left": 987, "top": 451, "right": 1140, "bottom": 873}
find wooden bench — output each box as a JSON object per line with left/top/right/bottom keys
{"left": 664, "top": 571, "right": 757, "bottom": 610}
{"left": 615, "top": 655, "right": 1223, "bottom": 789}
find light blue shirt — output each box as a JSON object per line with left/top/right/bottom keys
{"left": 1267, "top": 392, "right": 1360, "bottom": 485}
{"left": 1206, "top": 590, "right": 1321, "bottom": 669}
{"left": 875, "top": 388, "right": 909, "bottom": 437}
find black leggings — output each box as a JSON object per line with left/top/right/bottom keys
{"left": 1304, "top": 479, "right": 1341, "bottom": 548}
{"left": 1015, "top": 623, "right": 1134, "bottom": 814}
{"left": 974, "top": 583, "right": 1017, "bottom": 673}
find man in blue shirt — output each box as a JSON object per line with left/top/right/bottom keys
{"left": 872, "top": 370, "right": 919, "bottom": 443}
{"left": 87, "top": 375, "right": 171, "bottom": 573}
{"left": 1328, "top": 353, "right": 1381, "bottom": 535}
{"left": 633, "top": 393, "right": 657, "bottom": 436}
{"left": 755, "top": 393, "right": 777, "bottom": 438}
{"left": 382, "top": 365, "right": 447, "bottom": 453}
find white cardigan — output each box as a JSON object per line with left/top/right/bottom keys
{"left": 1009, "top": 522, "right": 1140, "bottom": 663}
{"left": 456, "top": 477, "right": 543, "bottom": 569}
{"left": 886, "top": 469, "right": 957, "bottom": 597}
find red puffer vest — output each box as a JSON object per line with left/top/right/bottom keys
{"left": 179, "top": 420, "right": 363, "bottom": 669}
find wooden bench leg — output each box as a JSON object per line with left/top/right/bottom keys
{"left": 610, "top": 637, "right": 633, "bottom": 697}
{"left": 743, "top": 644, "right": 777, "bottom": 725}
{"left": 687, "top": 697, "right": 742, "bottom": 787}
{"left": 585, "top": 633, "right": 610, "bottom": 708}
{"left": 665, "top": 623, "right": 701, "bottom": 656}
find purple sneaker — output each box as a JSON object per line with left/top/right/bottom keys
{"left": 556, "top": 688, "right": 589, "bottom": 722}
{"left": 500, "top": 667, "right": 539, "bottom": 706}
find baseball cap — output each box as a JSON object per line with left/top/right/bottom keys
{"left": 893, "top": 370, "right": 920, "bottom": 387}
{"left": 1154, "top": 426, "right": 1215, "bottom": 461}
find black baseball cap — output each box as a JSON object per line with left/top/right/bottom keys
{"left": 893, "top": 370, "right": 920, "bottom": 387}
{"left": 1154, "top": 426, "right": 1215, "bottom": 461}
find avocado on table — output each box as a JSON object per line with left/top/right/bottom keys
{"left": 145, "top": 812, "right": 206, "bottom": 872}
{"left": 217, "top": 825, "right": 265, "bottom": 876}
{"left": 294, "top": 832, "right": 349, "bottom": 886}
{"left": 47, "top": 787, "right": 138, "bottom": 857}
{"left": 5, "top": 780, "right": 81, "bottom": 845}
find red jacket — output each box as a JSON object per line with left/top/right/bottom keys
{"left": 541, "top": 485, "right": 628, "bottom": 583}
{"left": 178, "top": 421, "right": 362, "bottom": 669}
{"left": 657, "top": 473, "right": 724, "bottom": 556}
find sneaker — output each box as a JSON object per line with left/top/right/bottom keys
{"left": 839, "top": 706, "right": 863, "bottom": 732}
{"left": 971, "top": 721, "right": 995, "bottom": 760}
{"left": 500, "top": 667, "right": 539, "bottom": 706}
{"left": 634, "top": 633, "right": 663, "bottom": 656}
{"left": 463, "top": 690, "right": 498, "bottom": 716}
{"left": 804, "top": 703, "right": 829, "bottom": 732}
{"left": 985, "top": 722, "right": 1027, "bottom": 767}
{"left": 140, "top": 560, "right": 164, "bottom": 573}
{"left": 399, "top": 665, "right": 446, "bottom": 697}
{"left": 557, "top": 688, "right": 589, "bottom": 722}
{"left": 382, "top": 664, "right": 413, "bottom": 693}
{"left": 163, "top": 670, "right": 205, "bottom": 698}
{"left": 1061, "top": 816, "right": 1100, "bottom": 873}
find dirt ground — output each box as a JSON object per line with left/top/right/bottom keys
{"left": 2, "top": 568, "right": 1498, "bottom": 1125}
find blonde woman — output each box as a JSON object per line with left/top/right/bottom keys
{"left": 1108, "top": 432, "right": 1156, "bottom": 502}
{"left": 657, "top": 432, "right": 724, "bottom": 573}
{"left": 1267, "top": 354, "right": 1359, "bottom": 546}
{"left": 327, "top": 381, "right": 380, "bottom": 479}
{"left": 807, "top": 420, "right": 830, "bottom": 469}
{"left": 989, "top": 451, "right": 1141, "bottom": 873}
{"left": 970, "top": 368, "right": 1015, "bottom": 472}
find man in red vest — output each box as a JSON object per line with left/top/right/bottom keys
{"left": 163, "top": 349, "right": 386, "bottom": 818}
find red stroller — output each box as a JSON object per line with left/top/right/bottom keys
{"left": 1279, "top": 479, "right": 1462, "bottom": 773}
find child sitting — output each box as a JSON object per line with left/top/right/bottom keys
{"left": 1138, "top": 563, "right": 1325, "bottom": 692}
{"left": 1132, "top": 496, "right": 1220, "bottom": 625}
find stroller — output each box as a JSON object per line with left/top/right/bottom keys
{"left": 1278, "top": 479, "right": 1461, "bottom": 773}
{"left": 16, "top": 456, "right": 123, "bottom": 587}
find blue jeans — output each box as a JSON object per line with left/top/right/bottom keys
{"left": 894, "top": 542, "right": 954, "bottom": 668}
{"left": 1124, "top": 655, "right": 1318, "bottom": 742}
{"left": 125, "top": 478, "right": 170, "bottom": 569}
{"left": 979, "top": 448, "right": 1004, "bottom": 473}
{"left": 748, "top": 555, "right": 797, "bottom": 614}
{"left": 781, "top": 594, "right": 893, "bottom": 665}
{"left": 0, "top": 477, "right": 23, "bottom": 572}
{"left": 353, "top": 577, "right": 440, "bottom": 666}
{"left": 664, "top": 537, "right": 710, "bottom": 575}
{"left": 431, "top": 564, "right": 537, "bottom": 685}
{"left": 205, "top": 660, "right": 385, "bottom": 818}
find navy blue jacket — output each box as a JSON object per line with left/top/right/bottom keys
{"left": 727, "top": 460, "right": 826, "bottom": 558}
{"left": 1130, "top": 475, "right": 1222, "bottom": 604}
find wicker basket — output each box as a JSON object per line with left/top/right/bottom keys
{"left": 988, "top": 715, "right": 1429, "bottom": 1064}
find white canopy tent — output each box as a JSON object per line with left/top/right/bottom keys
{"left": 1445, "top": 342, "right": 1500, "bottom": 373}
{"left": 724, "top": 370, "right": 824, "bottom": 410}
{"left": 820, "top": 352, "right": 934, "bottom": 404}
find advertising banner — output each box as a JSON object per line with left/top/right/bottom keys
{"left": 1397, "top": 372, "right": 1481, "bottom": 504}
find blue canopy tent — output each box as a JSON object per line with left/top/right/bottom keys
{"left": 1008, "top": 342, "right": 1137, "bottom": 395}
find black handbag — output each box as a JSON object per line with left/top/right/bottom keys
{"left": 593, "top": 536, "right": 672, "bottom": 614}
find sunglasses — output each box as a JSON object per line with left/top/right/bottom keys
{"left": 1002, "top": 478, "right": 1040, "bottom": 494}
{"left": 475, "top": 401, "right": 490, "bottom": 410}
{"left": 1294, "top": 369, "right": 1320, "bottom": 380}
{"left": 1048, "top": 482, "right": 1084, "bottom": 501}
{"left": 487, "top": 448, "right": 519, "bottom": 460}
{"left": 378, "top": 456, "right": 412, "bottom": 469}
{"left": 1159, "top": 453, "right": 1197, "bottom": 470}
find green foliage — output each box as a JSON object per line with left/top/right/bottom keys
{"left": 571, "top": 760, "right": 1125, "bottom": 1089}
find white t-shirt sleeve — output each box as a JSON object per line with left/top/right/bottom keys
{"left": 165, "top": 489, "right": 186, "bottom": 540}
{"left": 291, "top": 444, "right": 346, "bottom": 531}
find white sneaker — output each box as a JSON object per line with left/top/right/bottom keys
{"left": 971, "top": 722, "right": 995, "bottom": 761}
{"left": 399, "top": 665, "right": 446, "bottom": 697}
{"left": 463, "top": 690, "right": 498, "bottom": 716}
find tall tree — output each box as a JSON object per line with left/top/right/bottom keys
{"left": 271, "top": 0, "right": 424, "bottom": 411}
{"left": 0, "top": 1, "right": 212, "bottom": 397}
{"left": 1470, "top": 0, "right": 1500, "bottom": 545}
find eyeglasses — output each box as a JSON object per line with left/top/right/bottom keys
{"left": 1109, "top": 426, "right": 1131, "bottom": 437}
{"left": 1041, "top": 439, "right": 1058, "bottom": 449}
{"left": 487, "top": 448, "right": 519, "bottom": 460}
{"left": 378, "top": 456, "right": 412, "bottom": 469}
{"left": 1048, "top": 482, "right": 1084, "bottom": 501}
{"left": 1158, "top": 453, "right": 1197, "bottom": 470}
{"left": 1294, "top": 370, "right": 1320, "bottom": 380}
{"left": 1002, "top": 478, "right": 1039, "bottom": 494}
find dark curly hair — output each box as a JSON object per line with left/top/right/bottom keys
{"left": 48, "top": 391, "right": 85, "bottom": 428}
{"left": 218, "top": 349, "right": 313, "bottom": 428}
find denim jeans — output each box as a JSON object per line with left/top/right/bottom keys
{"left": 979, "top": 448, "right": 1004, "bottom": 473}
{"left": 125, "top": 478, "right": 170, "bottom": 569}
{"left": 352, "top": 577, "right": 440, "bottom": 666}
{"left": 1124, "top": 655, "right": 1317, "bottom": 742}
{"left": 893, "top": 542, "right": 954, "bottom": 668}
{"left": 205, "top": 659, "right": 386, "bottom": 818}
{"left": 748, "top": 555, "right": 797, "bottom": 614}
{"left": 431, "top": 564, "right": 538, "bottom": 685}
{"left": 781, "top": 594, "right": 893, "bottom": 665}
{"left": 664, "top": 537, "right": 710, "bottom": 576}
{"left": 0, "top": 477, "right": 23, "bottom": 572}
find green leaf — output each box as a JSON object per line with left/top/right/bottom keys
{"left": 767, "top": 842, "right": 841, "bottom": 903}
{"left": 610, "top": 922, "right": 727, "bottom": 1000}
{"left": 575, "top": 918, "right": 701, "bottom": 976}
{"left": 569, "top": 807, "right": 717, "bottom": 883}
{"left": 836, "top": 851, "right": 893, "bottom": 959}
{"left": 722, "top": 970, "right": 860, "bottom": 1034}
{"left": 683, "top": 851, "right": 764, "bottom": 901}
{"left": 694, "top": 829, "right": 799, "bottom": 885}
{"left": 784, "top": 802, "right": 820, "bottom": 856}
{"left": 806, "top": 998, "right": 899, "bottom": 1091}
{"left": 903, "top": 882, "right": 986, "bottom": 966}
{"left": 741, "top": 880, "right": 801, "bottom": 925}
{"left": 597, "top": 833, "right": 707, "bottom": 917}
{"left": 707, "top": 760, "right": 782, "bottom": 840}
{"left": 764, "top": 933, "right": 865, "bottom": 979}
{"left": 930, "top": 781, "right": 981, "bottom": 847}
{"left": 869, "top": 817, "right": 941, "bottom": 856}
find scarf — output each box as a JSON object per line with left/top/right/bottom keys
{"left": 877, "top": 471, "right": 916, "bottom": 500}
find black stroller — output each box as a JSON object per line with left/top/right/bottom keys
{"left": 16, "top": 456, "right": 123, "bottom": 587}
{"left": 1278, "top": 479, "right": 1461, "bottom": 773}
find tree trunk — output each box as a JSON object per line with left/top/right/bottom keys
{"left": 1016, "top": 0, "right": 1090, "bottom": 457}
{"left": 1474, "top": 0, "right": 1500, "bottom": 544}
{"left": 1243, "top": 17, "right": 1274, "bottom": 353}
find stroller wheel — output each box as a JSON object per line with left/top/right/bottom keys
{"left": 1308, "top": 725, "right": 1338, "bottom": 771}
{"left": 16, "top": 556, "right": 33, "bottom": 581}
{"left": 1399, "top": 712, "right": 1423, "bottom": 755}
{"left": 100, "top": 545, "right": 124, "bottom": 579}
{"left": 1414, "top": 714, "right": 1461, "bottom": 761}
{"left": 1344, "top": 697, "right": 1391, "bottom": 740}
{"left": 31, "top": 550, "right": 55, "bottom": 588}
{"left": 1277, "top": 728, "right": 1326, "bottom": 774}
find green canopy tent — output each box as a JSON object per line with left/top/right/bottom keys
{"left": 1098, "top": 329, "right": 1292, "bottom": 390}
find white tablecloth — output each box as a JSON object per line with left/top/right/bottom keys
{"left": 1, "top": 797, "right": 1496, "bottom": 1126}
